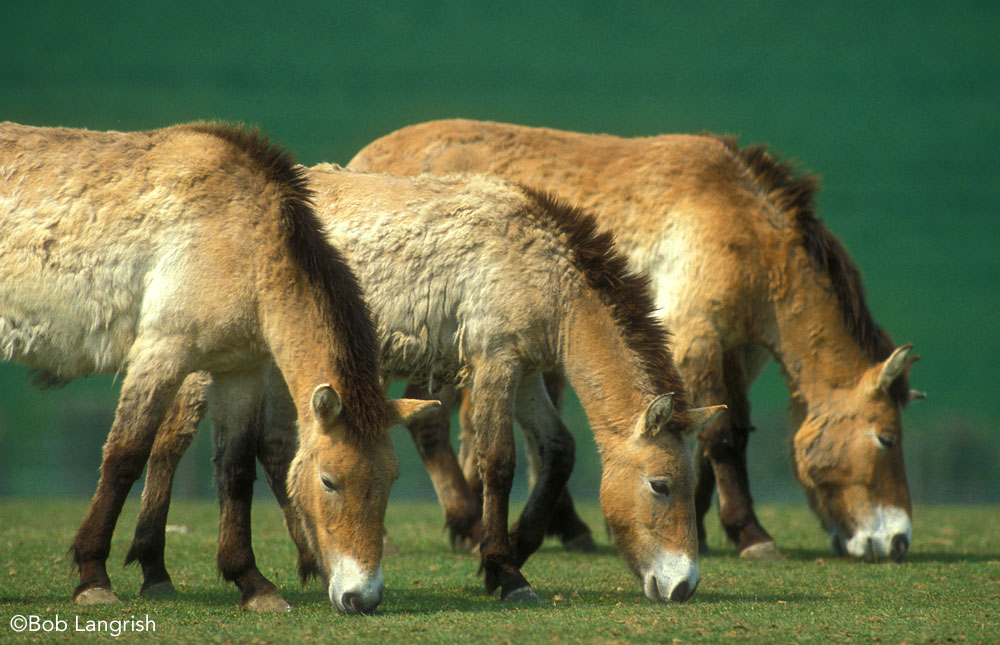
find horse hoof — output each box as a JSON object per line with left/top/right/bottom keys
{"left": 141, "top": 581, "right": 177, "bottom": 597}
{"left": 243, "top": 592, "right": 292, "bottom": 613}
{"left": 562, "top": 532, "right": 598, "bottom": 553}
{"left": 74, "top": 587, "right": 122, "bottom": 605}
{"left": 502, "top": 587, "right": 541, "bottom": 604}
{"left": 740, "top": 541, "right": 785, "bottom": 561}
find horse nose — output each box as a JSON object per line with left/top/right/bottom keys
{"left": 890, "top": 533, "right": 909, "bottom": 562}
{"left": 669, "top": 579, "right": 697, "bottom": 603}
{"left": 341, "top": 591, "right": 381, "bottom": 615}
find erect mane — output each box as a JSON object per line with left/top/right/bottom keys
{"left": 183, "top": 123, "right": 392, "bottom": 439}
{"left": 518, "top": 186, "right": 690, "bottom": 419}
{"left": 720, "top": 136, "right": 910, "bottom": 405}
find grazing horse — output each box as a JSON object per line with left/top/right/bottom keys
{"left": 129, "top": 165, "right": 725, "bottom": 604}
{"left": 0, "top": 122, "right": 432, "bottom": 613}
{"left": 347, "top": 119, "right": 922, "bottom": 563}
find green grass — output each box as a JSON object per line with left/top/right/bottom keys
{"left": 1, "top": 500, "right": 997, "bottom": 643}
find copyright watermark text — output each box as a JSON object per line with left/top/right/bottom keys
{"left": 9, "top": 613, "right": 155, "bottom": 637}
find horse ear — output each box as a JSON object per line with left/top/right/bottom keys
{"left": 875, "top": 344, "right": 914, "bottom": 393}
{"left": 311, "top": 384, "right": 343, "bottom": 425}
{"left": 687, "top": 405, "right": 727, "bottom": 434}
{"left": 392, "top": 398, "right": 441, "bottom": 425}
{"left": 640, "top": 393, "right": 674, "bottom": 438}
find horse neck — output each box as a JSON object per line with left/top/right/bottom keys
{"left": 559, "top": 290, "right": 663, "bottom": 447}
{"left": 255, "top": 265, "right": 350, "bottom": 414}
{"left": 766, "top": 253, "right": 871, "bottom": 412}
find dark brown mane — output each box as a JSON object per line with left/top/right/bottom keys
{"left": 184, "top": 123, "right": 392, "bottom": 438}
{"left": 720, "top": 136, "right": 909, "bottom": 405}
{"left": 518, "top": 185, "right": 690, "bottom": 419}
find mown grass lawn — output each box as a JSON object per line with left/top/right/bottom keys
{"left": 1, "top": 499, "right": 997, "bottom": 643}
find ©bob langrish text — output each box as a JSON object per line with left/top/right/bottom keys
{"left": 9, "top": 613, "right": 155, "bottom": 637}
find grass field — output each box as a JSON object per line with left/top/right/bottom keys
{"left": 1, "top": 500, "right": 997, "bottom": 643}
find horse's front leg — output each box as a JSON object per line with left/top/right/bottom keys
{"left": 71, "top": 355, "right": 188, "bottom": 604}
{"left": 126, "top": 371, "right": 212, "bottom": 596}
{"left": 679, "top": 328, "right": 779, "bottom": 560}
{"left": 209, "top": 371, "right": 290, "bottom": 612}
{"left": 460, "top": 377, "right": 595, "bottom": 553}
{"left": 471, "top": 364, "right": 539, "bottom": 603}
{"left": 509, "top": 373, "right": 579, "bottom": 567}
{"left": 402, "top": 383, "right": 482, "bottom": 549}
{"left": 255, "top": 366, "right": 318, "bottom": 584}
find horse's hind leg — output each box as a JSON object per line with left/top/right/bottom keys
{"left": 403, "top": 382, "right": 482, "bottom": 548}
{"left": 71, "top": 354, "right": 189, "bottom": 604}
{"left": 126, "top": 371, "right": 212, "bottom": 597}
{"left": 209, "top": 370, "right": 290, "bottom": 612}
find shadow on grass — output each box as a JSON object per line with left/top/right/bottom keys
{"left": 756, "top": 547, "right": 1000, "bottom": 565}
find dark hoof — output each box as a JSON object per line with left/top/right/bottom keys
{"left": 739, "top": 541, "right": 785, "bottom": 561}
{"left": 74, "top": 587, "right": 121, "bottom": 605}
{"left": 562, "top": 532, "right": 598, "bottom": 553}
{"left": 140, "top": 580, "right": 177, "bottom": 598}
{"left": 502, "top": 586, "right": 541, "bottom": 604}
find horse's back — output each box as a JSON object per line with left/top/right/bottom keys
{"left": 0, "top": 123, "right": 273, "bottom": 378}
{"left": 349, "top": 120, "right": 776, "bottom": 342}
{"left": 307, "top": 166, "right": 567, "bottom": 382}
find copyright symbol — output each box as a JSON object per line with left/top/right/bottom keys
{"left": 9, "top": 615, "right": 27, "bottom": 632}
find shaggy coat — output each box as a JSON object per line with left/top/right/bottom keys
{"left": 347, "top": 119, "right": 919, "bottom": 562}
{"left": 0, "top": 122, "right": 426, "bottom": 613}
{"left": 132, "top": 165, "right": 723, "bottom": 604}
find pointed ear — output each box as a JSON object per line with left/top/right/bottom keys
{"left": 311, "top": 384, "right": 343, "bottom": 425}
{"left": 686, "top": 405, "right": 727, "bottom": 434}
{"left": 392, "top": 398, "right": 442, "bottom": 425}
{"left": 639, "top": 393, "right": 674, "bottom": 439}
{"left": 875, "top": 344, "right": 914, "bottom": 393}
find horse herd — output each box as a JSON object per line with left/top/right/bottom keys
{"left": 0, "top": 119, "right": 921, "bottom": 614}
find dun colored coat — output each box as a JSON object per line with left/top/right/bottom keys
{"left": 347, "top": 119, "right": 921, "bottom": 562}
{"left": 0, "top": 122, "right": 432, "bottom": 614}
{"left": 131, "top": 165, "right": 724, "bottom": 604}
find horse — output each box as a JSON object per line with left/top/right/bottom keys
{"left": 347, "top": 119, "right": 923, "bottom": 563}
{"left": 128, "top": 164, "right": 725, "bottom": 604}
{"left": 0, "top": 122, "right": 434, "bottom": 614}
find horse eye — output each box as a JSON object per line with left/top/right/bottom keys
{"left": 876, "top": 435, "right": 897, "bottom": 449}
{"left": 648, "top": 480, "right": 671, "bottom": 497}
{"left": 320, "top": 475, "right": 338, "bottom": 492}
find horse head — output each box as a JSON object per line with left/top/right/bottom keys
{"left": 600, "top": 395, "right": 724, "bottom": 602}
{"left": 790, "top": 345, "right": 921, "bottom": 562}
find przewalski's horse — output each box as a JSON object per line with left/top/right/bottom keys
{"left": 0, "top": 122, "right": 433, "bottom": 614}
{"left": 130, "top": 165, "right": 724, "bottom": 604}
{"left": 348, "top": 119, "right": 922, "bottom": 563}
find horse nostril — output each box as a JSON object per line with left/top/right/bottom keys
{"left": 890, "top": 534, "right": 909, "bottom": 562}
{"left": 341, "top": 592, "right": 360, "bottom": 613}
{"left": 669, "top": 580, "right": 693, "bottom": 603}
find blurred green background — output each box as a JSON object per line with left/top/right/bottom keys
{"left": 1, "top": 2, "right": 996, "bottom": 508}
